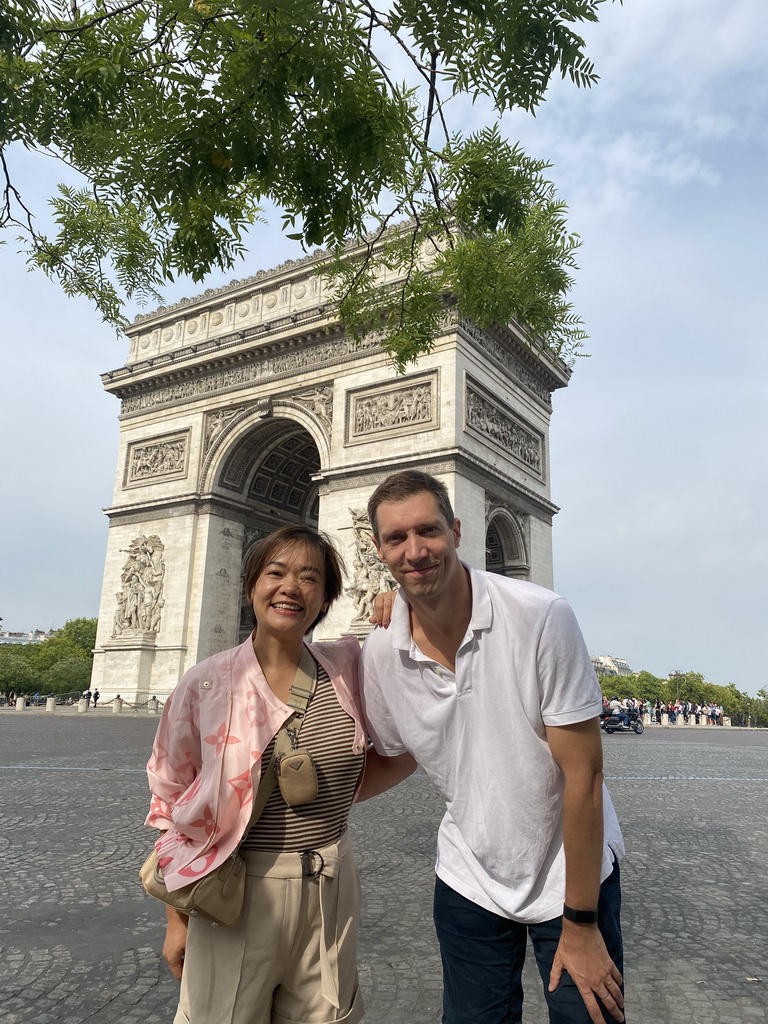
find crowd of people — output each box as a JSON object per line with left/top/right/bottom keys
{"left": 603, "top": 695, "right": 726, "bottom": 725}
{"left": 1, "top": 688, "right": 100, "bottom": 707}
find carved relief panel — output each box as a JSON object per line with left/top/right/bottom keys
{"left": 111, "top": 534, "right": 166, "bottom": 637}
{"left": 346, "top": 509, "right": 396, "bottom": 625}
{"left": 345, "top": 371, "right": 438, "bottom": 445}
{"left": 464, "top": 377, "right": 544, "bottom": 477}
{"left": 124, "top": 431, "right": 190, "bottom": 487}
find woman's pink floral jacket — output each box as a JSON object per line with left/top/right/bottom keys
{"left": 145, "top": 634, "right": 365, "bottom": 891}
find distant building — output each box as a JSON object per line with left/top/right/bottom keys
{"left": 591, "top": 655, "right": 635, "bottom": 678}
{"left": 0, "top": 629, "right": 55, "bottom": 647}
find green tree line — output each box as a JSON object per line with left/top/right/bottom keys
{"left": 599, "top": 670, "right": 768, "bottom": 728}
{"left": 0, "top": 618, "right": 97, "bottom": 697}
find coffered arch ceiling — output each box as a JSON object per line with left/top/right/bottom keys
{"left": 218, "top": 419, "right": 320, "bottom": 525}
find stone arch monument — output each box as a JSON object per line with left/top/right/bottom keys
{"left": 91, "top": 249, "right": 571, "bottom": 699}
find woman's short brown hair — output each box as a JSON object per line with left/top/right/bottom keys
{"left": 242, "top": 526, "right": 345, "bottom": 632}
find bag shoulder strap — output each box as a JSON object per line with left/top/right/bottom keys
{"left": 240, "top": 647, "right": 318, "bottom": 838}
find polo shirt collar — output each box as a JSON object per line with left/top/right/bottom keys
{"left": 387, "top": 562, "right": 493, "bottom": 653}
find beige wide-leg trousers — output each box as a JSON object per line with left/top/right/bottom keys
{"left": 174, "top": 832, "right": 364, "bottom": 1024}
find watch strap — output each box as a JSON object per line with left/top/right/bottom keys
{"left": 562, "top": 904, "right": 599, "bottom": 924}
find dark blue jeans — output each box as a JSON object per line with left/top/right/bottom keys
{"left": 433, "top": 859, "right": 623, "bottom": 1024}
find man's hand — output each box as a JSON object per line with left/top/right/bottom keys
{"left": 549, "top": 922, "right": 624, "bottom": 1023}
{"left": 162, "top": 908, "right": 189, "bottom": 981}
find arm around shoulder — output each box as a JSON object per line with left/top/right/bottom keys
{"left": 356, "top": 748, "right": 417, "bottom": 802}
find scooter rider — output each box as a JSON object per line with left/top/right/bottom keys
{"left": 608, "top": 697, "right": 629, "bottom": 728}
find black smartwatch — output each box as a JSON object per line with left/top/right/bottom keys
{"left": 562, "top": 904, "right": 599, "bottom": 924}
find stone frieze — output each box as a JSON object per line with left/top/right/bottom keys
{"left": 120, "top": 333, "right": 379, "bottom": 416}
{"left": 345, "top": 372, "right": 438, "bottom": 445}
{"left": 465, "top": 380, "right": 543, "bottom": 475}
{"left": 124, "top": 432, "right": 190, "bottom": 486}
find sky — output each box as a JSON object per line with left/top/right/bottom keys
{"left": 1, "top": 0, "right": 766, "bottom": 694}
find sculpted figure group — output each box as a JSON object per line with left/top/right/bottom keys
{"left": 112, "top": 535, "right": 166, "bottom": 636}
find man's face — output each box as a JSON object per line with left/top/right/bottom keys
{"left": 374, "top": 491, "right": 462, "bottom": 604}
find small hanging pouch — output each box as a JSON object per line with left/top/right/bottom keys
{"left": 275, "top": 647, "right": 319, "bottom": 807}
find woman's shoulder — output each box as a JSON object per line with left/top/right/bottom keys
{"left": 308, "top": 635, "right": 361, "bottom": 670}
{"left": 176, "top": 640, "right": 245, "bottom": 692}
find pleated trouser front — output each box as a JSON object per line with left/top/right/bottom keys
{"left": 174, "top": 831, "right": 364, "bottom": 1024}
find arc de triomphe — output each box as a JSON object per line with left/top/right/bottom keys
{"left": 91, "top": 249, "right": 571, "bottom": 700}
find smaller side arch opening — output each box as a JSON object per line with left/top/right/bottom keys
{"left": 485, "top": 511, "right": 529, "bottom": 579}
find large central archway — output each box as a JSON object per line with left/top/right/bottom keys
{"left": 204, "top": 410, "right": 325, "bottom": 648}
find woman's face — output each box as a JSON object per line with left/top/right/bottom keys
{"left": 250, "top": 543, "right": 327, "bottom": 638}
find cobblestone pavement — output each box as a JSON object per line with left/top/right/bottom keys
{"left": 1, "top": 710, "right": 766, "bottom": 1023}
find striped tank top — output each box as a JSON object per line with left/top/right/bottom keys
{"left": 242, "top": 661, "right": 364, "bottom": 852}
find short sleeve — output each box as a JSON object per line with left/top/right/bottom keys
{"left": 536, "top": 597, "right": 602, "bottom": 726}
{"left": 359, "top": 635, "right": 408, "bottom": 756}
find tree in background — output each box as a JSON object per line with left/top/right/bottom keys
{"left": 0, "top": 617, "right": 97, "bottom": 695}
{"left": 41, "top": 656, "right": 93, "bottom": 695}
{"left": 599, "top": 670, "right": 768, "bottom": 725}
{"left": 1, "top": 0, "right": 614, "bottom": 368}
{"left": 0, "top": 651, "right": 36, "bottom": 694}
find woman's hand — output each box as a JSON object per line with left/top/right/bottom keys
{"left": 369, "top": 590, "right": 397, "bottom": 628}
{"left": 163, "top": 906, "right": 189, "bottom": 981}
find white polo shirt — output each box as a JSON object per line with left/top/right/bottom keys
{"left": 360, "top": 566, "right": 624, "bottom": 924}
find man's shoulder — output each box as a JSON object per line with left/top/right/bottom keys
{"left": 361, "top": 623, "right": 394, "bottom": 658}
{"left": 475, "top": 568, "right": 564, "bottom": 612}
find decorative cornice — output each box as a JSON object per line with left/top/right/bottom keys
{"left": 103, "top": 309, "right": 342, "bottom": 392}
{"left": 128, "top": 220, "right": 419, "bottom": 328}
{"left": 112, "top": 328, "right": 383, "bottom": 419}
{"left": 130, "top": 255, "right": 329, "bottom": 326}
{"left": 104, "top": 494, "right": 255, "bottom": 527}
{"left": 457, "top": 319, "right": 569, "bottom": 401}
{"left": 317, "top": 448, "right": 559, "bottom": 521}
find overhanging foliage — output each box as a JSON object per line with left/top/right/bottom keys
{"left": 1, "top": 0, "right": 614, "bottom": 366}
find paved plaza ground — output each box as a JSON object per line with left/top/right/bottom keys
{"left": 0, "top": 709, "right": 766, "bottom": 1024}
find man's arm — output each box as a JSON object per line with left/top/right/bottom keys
{"left": 545, "top": 718, "right": 624, "bottom": 1024}
{"left": 356, "top": 749, "right": 418, "bottom": 801}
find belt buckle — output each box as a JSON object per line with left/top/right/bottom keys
{"left": 300, "top": 850, "right": 324, "bottom": 877}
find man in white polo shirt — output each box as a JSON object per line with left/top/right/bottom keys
{"left": 360, "top": 470, "right": 625, "bottom": 1024}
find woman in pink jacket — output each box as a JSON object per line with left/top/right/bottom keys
{"left": 146, "top": 525, "right": 414, "bottom": 1024}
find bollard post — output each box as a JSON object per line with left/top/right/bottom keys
{"left": 113, "top": 698, "right": 123, "bottom": 715}
{"left": 78, "top": 698, "right": 89, "bottom": 714}
{"left": 46, "top": 696, "right": 57, "bottom": 713}
{"left": 15, "top": 695, "right": 26, "bottom": 711}
{"left": 147, "top": 697, "right": 159, "bottom": 715}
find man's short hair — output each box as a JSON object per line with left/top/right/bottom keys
{"left": 367, "top": 470, "right": 455, "bottom": 542}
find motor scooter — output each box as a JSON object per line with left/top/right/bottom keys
{"left": 599, "top": 708, "right": 644, "bottom": 735}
